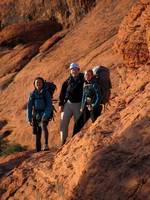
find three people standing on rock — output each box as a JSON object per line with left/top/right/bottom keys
{"left": 27, "top": 63, "right": 102, "bottom": 151}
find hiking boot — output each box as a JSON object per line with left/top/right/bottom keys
{"left": 44, "top": 144, "right": 49, "bottom": 151}
{"left": 36, "top": 149, "right": 41, "bottom": 152}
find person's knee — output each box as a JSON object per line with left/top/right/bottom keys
{"left": 41, "top": 121, "right": 48, "bottom": 129}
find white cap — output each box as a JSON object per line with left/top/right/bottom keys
{"left": 69, "top": 63, "right": 80, "bottom": 70}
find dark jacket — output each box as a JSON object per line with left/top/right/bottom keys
{"left": 27, "top": 89, "right": 52, "bottom": 122}
{"left": 81, "top": 78, "right": 101, "bottom": 110}
{"left": 59, "top": 73, "right": 84, "bottom": 106}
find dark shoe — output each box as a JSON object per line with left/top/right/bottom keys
{"left": 36, "top": 148, "right": 41, "bottom": 152}
{"left": 44, "top": 144, "right": 49, "bottom": 151}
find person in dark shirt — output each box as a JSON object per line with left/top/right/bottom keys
{"left": 59, "top": 63, "right": 84, "bottom": 145}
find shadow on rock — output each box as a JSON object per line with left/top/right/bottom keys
{"left": 71, "top": 115, "right": 150, "bottom": 200}
{"left": 0, "top": 151, "right": 34, "bottom": 179}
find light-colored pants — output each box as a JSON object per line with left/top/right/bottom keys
{"left": 60, "top": 100, "right": 81, "bottom": 145}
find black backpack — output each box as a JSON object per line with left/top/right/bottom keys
{"left": 44, "top": 81, "right": 57, "bottom": 120}
{"left": 44, "top": 81, "right": 56, "bottom": 99}
{"left": 92, "top": 66, "right": 111, "bottom": 105}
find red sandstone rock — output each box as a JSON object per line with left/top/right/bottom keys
{"left": 0, "top": 0, "right": 150, "bottom": 199}
{"left": 0, "top": 20, "right": 62, "bottom": 46}
{"left": 114, "top": 0, "right": 150, "bottom": 66}
{"left": 0, "top": 0, "right": 96, "bottom": 28}
{"left": 39, "top": 30, "right": 68, "bottom": 53}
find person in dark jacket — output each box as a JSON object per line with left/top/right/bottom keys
{"left": 59, "top": 63, "right": 84, "bottom": 145}
{"left": 27, "top": 77, "right": 52, "bottom": 152}
{"left": 73, "top": 69, "right": 102, "bottom": 135}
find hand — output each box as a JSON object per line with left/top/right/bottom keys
{"left": 91, "top": 104, "right": 94, "bottom": 108}
{"left": 28, "top": 121, "right": 33, "bottom": 126}
{"left": 87, "top": 105, "right": 93, "bottom": 111}
{"left": 59, "top": 106, "right": 64, "bottom": 113}
{"left": 80, "top": 108, "right": 83, "bottom": 112}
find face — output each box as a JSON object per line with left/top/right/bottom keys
{"left": 34, "top": 79, "right": 44, "bottom": 91}
{"left": 70, "top": 68, "right": 80, "bottom": 78}
{"left": 85, "top": 71, "right": 93, "bottom": 81}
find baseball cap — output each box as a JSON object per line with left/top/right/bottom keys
{"left": 69, "top": 63, "right": 80, "bottom": 70}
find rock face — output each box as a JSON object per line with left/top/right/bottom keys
{"left": 39, "top": 30, "right": 68, "bottom": 53}
{"left": 0, "top": 0, "right": 150, "bottom": 199}
{"left": 0, "top": 0, "right": 96, "bottom": 29}
{"left": 0, "top": 20, "right": 62, "bottom": 46}
{"left": 114, "top": 0, "right": 150, "bottom": 67}
{"left": 0, "top": 0, "right": 137, "bottom": 148}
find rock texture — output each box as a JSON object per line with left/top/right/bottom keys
{"left": 114, "top": 0, "right": 150, "bottom": 66}
{"left": 0, "top": 20, "right": 62, "bottom": 47}
{"left": 0, "top": 0, "right": 137, "bottom": 148}
{"left": 0, "top": 0, "right": 96, "bottom": 28}
{"left": 0, "top": 0, "right": 150, "bottom": 199}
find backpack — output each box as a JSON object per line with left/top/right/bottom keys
{"left": 44, "top": 81, "right": 57, "bottom": 120}
{"left": 44, "top": 81, "right": 56, "bottom": 99}
{"left": 92, "top": 66, "right": 111, "bottom": 106}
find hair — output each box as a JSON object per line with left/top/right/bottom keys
{"left": 84, "top": 69, "right": 93, "bottom": 77}
{"left": 34, "top": 77, "right": 45, "bottom": 88}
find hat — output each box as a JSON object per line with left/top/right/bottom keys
{"left": 69, "top": 63, "right": 80, "bottom": 70}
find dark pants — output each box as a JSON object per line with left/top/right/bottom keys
{"left": 73, "top": 105, "right": 102, "bottom": 136}
{"left": 33, "top": 119, "right": 49, "bottom": 152}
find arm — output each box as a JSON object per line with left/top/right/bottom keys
{"left": 59, "top": 80, "right": 68, "bottom": 107}
{"left": 27, "top": 93, "right": 34, "bottom": 123}
{"left": 42, "top": 91, "right": 52, "bottom": 121}
{"left": 92, "top": 83, "right": 101, "bottom": 108}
